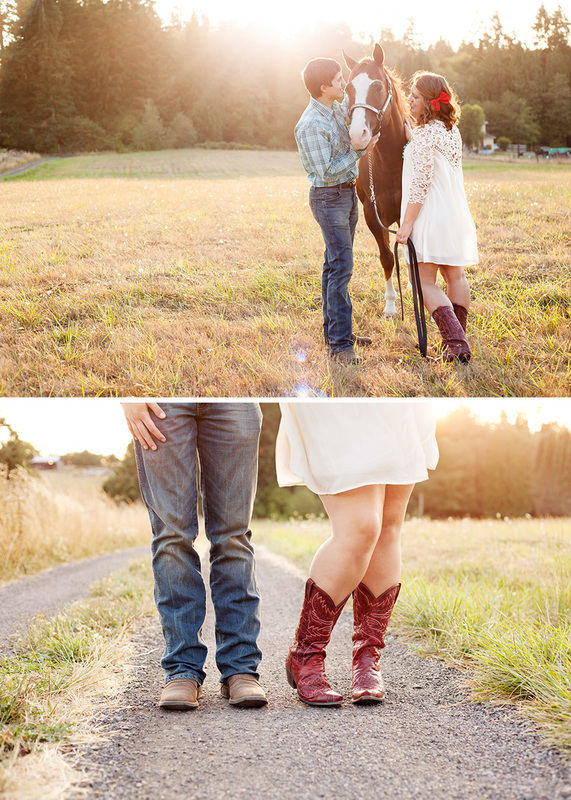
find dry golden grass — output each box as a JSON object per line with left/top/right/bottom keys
{"left": 0, "top": 467, "right": 150, "bottom": 584}
{"left": 0, "top": 747, "right": 79, "bottom": 800}
{"left": 1, "top": 150, "right": 569, "bottom": 396}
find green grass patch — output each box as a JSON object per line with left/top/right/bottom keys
{"left": 3, "top": 149, "right": 303, "bottom": 182}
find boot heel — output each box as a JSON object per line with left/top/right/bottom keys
{"left": 285, "top": 668, "right": 297, "bottom": 689}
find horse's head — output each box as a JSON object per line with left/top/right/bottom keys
{"left": 343, "top": 43, "right": 392, "bottom": 150}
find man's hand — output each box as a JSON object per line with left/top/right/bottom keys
{"left": 121, "top": 402, "right": 166, "bottom": 451}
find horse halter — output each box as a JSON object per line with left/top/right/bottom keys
{"left": 348, "top": 73, "right": 394, "bottom": 135}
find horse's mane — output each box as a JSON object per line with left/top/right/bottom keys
{"left": 352, "top": 57, "right": 408, "bottom": 120}
{"left": 385, "top": 66, "right": 408, "bottom": 120}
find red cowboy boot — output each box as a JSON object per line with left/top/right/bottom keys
{"left": 432, "top": 305, "right": 471, "bottom": 363}
{"left": 452, "top": 303, "right": 468, "bottom": 333}
{"left": 285, "top": 578, "right": 348, "bottom": 706}
{"left": 351, "top": 582, "right": 401, "bottom": 704}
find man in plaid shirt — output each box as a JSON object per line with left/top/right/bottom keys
{"left": 295, "top": 58, "right": 377, "bottom": 365}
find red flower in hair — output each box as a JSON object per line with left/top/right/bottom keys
{"left": 430, "top": 91, "right": 450, "bottom": 110}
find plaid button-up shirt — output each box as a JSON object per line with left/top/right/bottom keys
{"left": 294, "top": 95, "right": 364, "bottom": 187}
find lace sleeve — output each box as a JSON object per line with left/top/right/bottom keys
{"left": 408, "top": 125, "right": 434, "bottom": 204}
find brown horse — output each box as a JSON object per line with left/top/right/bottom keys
{"left": 343, "top": 44, "right": 409, "bottom": 317}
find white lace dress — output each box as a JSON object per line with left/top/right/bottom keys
{"left": 401, "top": 120, "right": 478, "bottom": 267}
{"left": 276, "top": 402, "right": 439, "bottom": 495}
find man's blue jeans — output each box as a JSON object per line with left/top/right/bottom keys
{"left": 134, "top": 402, "right": 263, "bottom": 685}
{"left": 309, "top": 184, "right": 358, "bottom": 353}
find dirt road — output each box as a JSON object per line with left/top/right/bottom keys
{"left": 0, "top": 547, "right": 148, "bottom": 654}
{"left": 56, "top": 547, "right": 571, "bottom": 800}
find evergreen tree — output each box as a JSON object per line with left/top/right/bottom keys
{"left": 533, "top": 3, "right": 552, "bottom": 48}
{"left": 0, "top": 0, "right": 77, "bottom": 150}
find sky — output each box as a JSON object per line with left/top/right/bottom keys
{"left": 0, "top": 399, "right": 569, "bottom": 458}
{"left": 153, "top": 0, "right": 559, "bottom": 49}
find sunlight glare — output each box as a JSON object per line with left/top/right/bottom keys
{"left": 153, "top": 0, "right": 556, "bottom": 49}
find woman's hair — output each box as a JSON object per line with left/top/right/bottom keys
{"left": 411, "top": 72, "right": 460, "bottom": 130}
{"left": 302, "top": 58, "right": 341, "bottom": 99}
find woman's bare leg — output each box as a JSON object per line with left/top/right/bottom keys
{"left": 439, "top": 265, "right": 471, "bottom": 310}
{"left": 310, "top": 485, "right": 385, "bottom": 605}
{"left": 417, "top": 262, "right": 453, "bottom": 315}
{"left": 360, "top": 483, "right": 414, "bottom": 595}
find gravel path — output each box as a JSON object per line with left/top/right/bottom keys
{"left": 0, "top": 547, "right": 148, "bottom": 654}
{"left": 0, "top": 157, "right": 55, "bottom": 178}
{"left": 68, "top": 547, "right": 570, "bottom": 800}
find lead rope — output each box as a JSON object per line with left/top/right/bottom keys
{"left": 367, "top": 151, "right": 428, "bottom": 358}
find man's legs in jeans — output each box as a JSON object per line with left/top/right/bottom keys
{"left": 197, "top": 403, "right": 263, "bottom": 681}
{"left": 134, "top": 402, "right": 262, "bottom": 685}
{"left": 310, "top": 185, "right": 359, "bottom": 354}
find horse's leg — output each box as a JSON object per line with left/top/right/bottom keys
{"left": 363, "top": 202, "right": 397, "bottom": 318}
{"left": 382, "top": 248, "right": 397, "bottom": 318}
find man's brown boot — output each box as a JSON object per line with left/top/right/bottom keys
{"left": 329, "top": 347, "right": 362, "bottom": 366}
{"left": 158, "top": 678, "right": 202, "bottom": 710}
{"left": 220, "top": 674, "right": 268, "bottom": 707}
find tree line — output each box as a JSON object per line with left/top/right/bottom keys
{"left": 0, "top": 1, "right": 569, "bottom": 154}
{"left": 253, "top": 405, "right": 571, "bottom": 520}
{"left": 2, "top": 408, "right": 570, "bottom": 518}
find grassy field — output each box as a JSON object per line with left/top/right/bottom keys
{"left": 0, "top": 149, "right": 569, "bottom": 397}
{"left": 254, "top": 515, "right": 571, "bottom": 750}
{"left": 0, "top": 467, "right": 150, "bottom": 585}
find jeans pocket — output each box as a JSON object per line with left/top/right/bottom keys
{"left": 314, "top": 188, "right": 341, "bottom": 203}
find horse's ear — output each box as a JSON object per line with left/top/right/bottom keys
{"left": 342, "top": 50, "right": 358, "bottom": 70}
{"left": 373, "top": 43, "right": 385, "bottom": 67}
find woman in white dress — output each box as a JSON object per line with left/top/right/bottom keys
{"left": 397, "top": 72, "right": 478, "bottom": 363}
{"left": 277, "top": 401, "right": 438, "bottom": 706}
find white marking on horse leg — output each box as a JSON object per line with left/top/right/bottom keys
{"left": 383, "top": 277, "right": 397, "bottom": 317}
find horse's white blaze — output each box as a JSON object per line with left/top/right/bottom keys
{"left": 383, "top": 277, "right": 397, "bottom": 317}
{"left": 348, "top": 72, "right": 374, "bottom": 150}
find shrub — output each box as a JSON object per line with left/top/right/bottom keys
{"left": 131, "top": 100, "right": 168, "bottom": 151}
{"left": 168, "top": 112, "right": 198, "bottom": 148}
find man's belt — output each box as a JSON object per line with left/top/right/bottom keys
{"left": 316, "top": 180, "right": 356, "bottom": 189}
